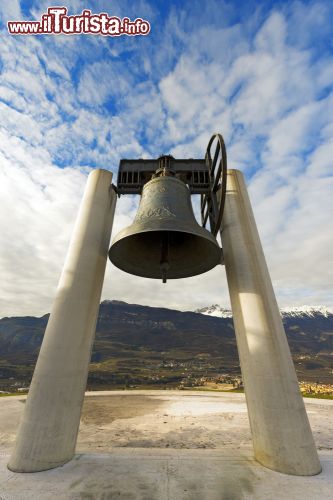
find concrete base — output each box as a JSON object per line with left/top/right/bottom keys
{"left": 0, "top": 392, "right": 332, "bottom": 499}
{"left": 2, "top": 450, "right": 333, "bottom": 500}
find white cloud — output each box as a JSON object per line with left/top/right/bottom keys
{"left": 0, "top": 1, "right": 22, "bottom": 23}
{"left": 307, "top": 138, "right": 333, "bottom": 177}
{"left": 0, "top": 0, "right": 332, "bottom": 318}
{"left": 264, "top": 100, "right": 328, "bottom": 163}
{"left": 0, "top": 134, "right": 87, "bottom": 317}
{"left": 78, "top": 61, "right": 134, "bottom": 106}
{"left": 254, "top": 12, "right": 287, "bottom": 55}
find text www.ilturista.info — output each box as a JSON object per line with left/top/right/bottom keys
{"left": 8, "top": 7, "right": 151, "bottom": 36}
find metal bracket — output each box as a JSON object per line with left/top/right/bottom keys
{"left": 115, "top": 133, "right": 227, "bottom": 237}
{"left": 116, "top": 158, "right": 210, "bottom": 195}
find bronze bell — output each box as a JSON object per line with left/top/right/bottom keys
{"left": 109, "top": 174, "right": 221, "bottom": 282}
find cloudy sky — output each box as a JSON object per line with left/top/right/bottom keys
{"left": 0, "top": 0, "right": 332, "bottom": 318}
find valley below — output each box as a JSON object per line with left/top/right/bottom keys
{"left": 0, "top": 301, "right": 332, "bottom": 394}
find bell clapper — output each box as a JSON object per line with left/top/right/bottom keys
{"left": 160, "top": 233, "right": 170, "bottom": 283}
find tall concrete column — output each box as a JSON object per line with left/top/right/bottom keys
{"left": 8, "top": 169, "right": 117, "bottom": 473}
{"left": 219, "top": 169, "right": 321, "bottom": 476}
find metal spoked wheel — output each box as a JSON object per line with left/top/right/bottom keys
{"left": 200, "top": 133, "right": 227, "bottom": 236}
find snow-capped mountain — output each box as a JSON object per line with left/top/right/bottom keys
{"left": 195, "top": 304, "right": 233, "bottom": 318}
{"left": 279, "top": 306, "right": 333, "bottom": 318}
{"left": 195, "top": 304, "right": 333, "bottom": 319}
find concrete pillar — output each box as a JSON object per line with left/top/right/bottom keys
{"left": 8, "top": 169, "right": 117, "bottom": 473}
{"left": 219, "top": 169, "right": 321, "bottom": 476}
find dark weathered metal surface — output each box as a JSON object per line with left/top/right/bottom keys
{"left": 116, "top": 133, "right": 227, "bottom": 239}
{"left": 116, "top": 158, "right": 210, "bottom": 194}
{"left": 201, "top": 133, "right": 227, "bottom": 236}
{"left": 109, "top": 175, "right": 221, "bottom": 281}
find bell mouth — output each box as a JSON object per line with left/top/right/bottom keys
{"left": 109, "top": 229, "right": 221, "bottom": 280}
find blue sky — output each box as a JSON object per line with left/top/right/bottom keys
{"left": 0, "top": 0, "right": 332, "bottom": 317}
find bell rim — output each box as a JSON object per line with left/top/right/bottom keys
{"left": 109, "top": 230, "right": 222, "bottom": 280}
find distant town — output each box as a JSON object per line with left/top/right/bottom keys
{"left": 2, "top": 374, "right": 333, "bottom": 399}
{"left": 180, "top": 376, "right": 333, "bottom": 398}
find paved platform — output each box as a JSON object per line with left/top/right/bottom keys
{"left": 0, "top": 391, "right": 332, "bottom": 499}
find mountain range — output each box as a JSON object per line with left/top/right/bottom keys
{"left": 0, "top": 301, "right": 332, "bottom": 391}
{"left": 196, "top": 304, "right": 333, "bottom": 318}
